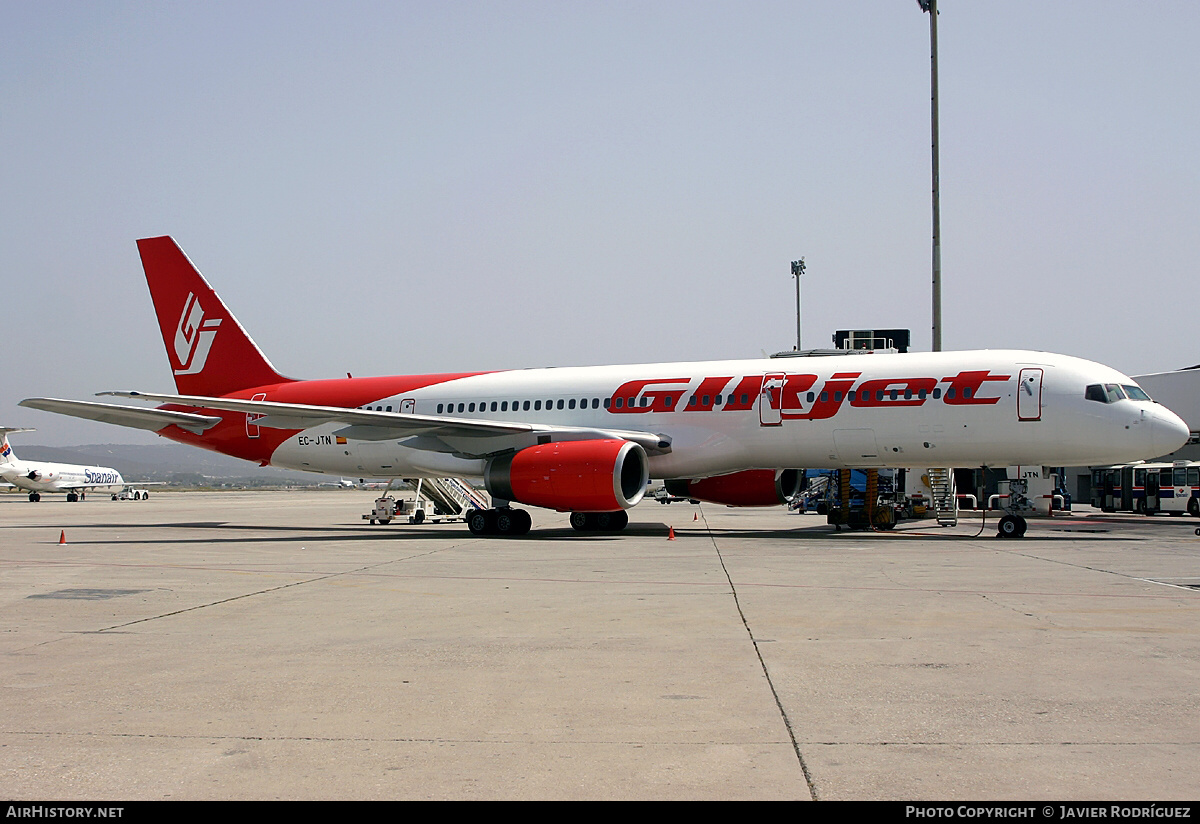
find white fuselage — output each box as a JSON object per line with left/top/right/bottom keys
{"left": 264, "top": 350, "right": 1188, "bottom": 480}
{"left": 0, "top": 459, "right": 125, "bottom": 495}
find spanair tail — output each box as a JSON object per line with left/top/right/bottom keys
{"left": 137, "top": 236, "right": 292, "bottom": 396}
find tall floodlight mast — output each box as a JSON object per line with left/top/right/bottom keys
{"left": 791, "top": 258, "right": 805, "bottom": 351}
{"left": 919, "top": 0, "right": 942, "bottom": 351}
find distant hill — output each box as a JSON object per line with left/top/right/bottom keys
{"left": 15, "top": 442, "right": 330, "bottom": 486}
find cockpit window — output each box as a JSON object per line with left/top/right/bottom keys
{"left": 1085, "top": 383, "right": 1152, "bottom": 403}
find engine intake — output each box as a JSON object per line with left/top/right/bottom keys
{"left": 485, "top": 439, "right": 649, "bottom": 512}
{"left": 665, "top": 469, "right": 801, "bottom": 507}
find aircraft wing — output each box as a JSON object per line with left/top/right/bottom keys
{"left": 29, "top": 391, "right": 672, "bottom": 458}
{"left": 18, "top": 398, "right": 223, "bottom": 435}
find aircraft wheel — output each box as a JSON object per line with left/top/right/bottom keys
{"left": 495, "top": 508, "right": 530, "bottom": 536}
{"left": 67, "top": 492, "right": 78, "bottom": 503}
{"left": 467, "top": 509, "right": 493, "bottom": 536}
{"left": 997, "top": 514, "right": 1026, "bottom": 539}
{"left": 600, "top": 510, "right": 629, "bottom": 532}
{"left": 569, "top": 512, "right": 592, "bottom": 532}
{"left": 514, "top": 509, "right": 532, "bottom": 534}
{"left": 494, "top": 509, "right": 515, "bottom": 534}
{"left": 29, "top": 492, "right": 40, "bottom": 502}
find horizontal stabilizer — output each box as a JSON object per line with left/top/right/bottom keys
{"left": 19, "top": 398, "right": 222, "bottom": 435}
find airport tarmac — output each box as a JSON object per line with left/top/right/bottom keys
{"left": 1, "top": 490, "right": 1198, "bottom": 800}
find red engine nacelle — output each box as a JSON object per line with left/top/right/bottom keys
{"left": 664, "top": 469, "right": 802, "bottom": 507}
{"left": 484, "top": 439, "right": 649, "bottom": 512}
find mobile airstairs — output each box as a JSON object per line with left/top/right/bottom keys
{"left": 364, "top": 477, "right": 490, "bottom": 525}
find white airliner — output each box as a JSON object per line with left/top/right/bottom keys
{"left": 0, "top": 428, "right": 126, "bottom": 502}
{"left": 20, "top": 237, "right": 1190, "bottom": 535}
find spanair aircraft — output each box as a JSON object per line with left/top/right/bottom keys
{"left": 20, "top": 237, "right": 1190, "bottom": 536}
{"left": 0, "top": 428, "right": 126, "bottom": 501}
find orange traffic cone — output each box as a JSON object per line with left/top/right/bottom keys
{"left": 58, "top": 530, "right": 66, "bottom": 545}
{"left": 668, "top": 526, "right": 676, "bottom": 541}
{"left": 693, "top": 512, "right": 698, "bottom": 521}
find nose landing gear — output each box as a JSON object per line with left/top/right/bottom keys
{"left": 997, "top": 514, "right": 1027, "bottom": 539}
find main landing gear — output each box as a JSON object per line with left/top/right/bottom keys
{"left": 465, "top": 508, "right": 631, "bottom": 536}
{"left": 466, "top": 507, "right": 532, "bottom": 536}
{"left": 569, "top": 511, "right": 629, "bottom": 533}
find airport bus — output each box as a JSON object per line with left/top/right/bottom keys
{"left": 1092, "top": 461, "right": 1200, "bottom": 516}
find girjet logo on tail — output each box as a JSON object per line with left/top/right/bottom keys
{"left": 173, "top": 292, "right": 222, "bottom": 376}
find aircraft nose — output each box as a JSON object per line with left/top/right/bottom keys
{"left": 1149, "top": 405, "right": 1191, "bottom": 455}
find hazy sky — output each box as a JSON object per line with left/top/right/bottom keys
{"left": 3, "top": 1, "right": 1197, "bottom": 446}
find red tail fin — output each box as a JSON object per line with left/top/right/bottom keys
{"left": 137, "top": 236, "right": 292, "bottom": 396}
